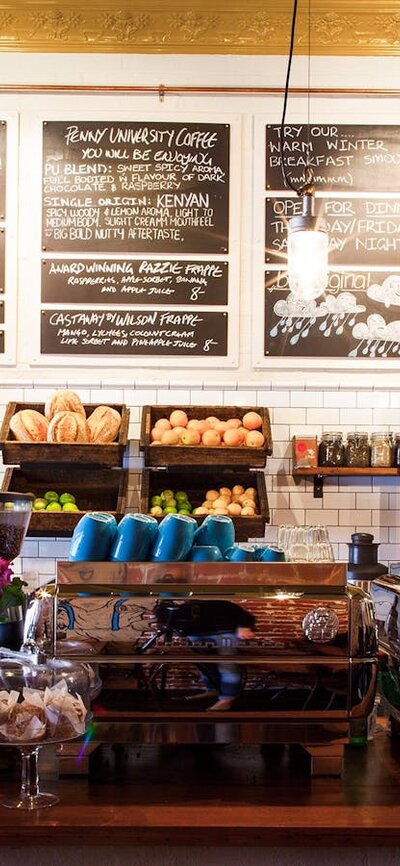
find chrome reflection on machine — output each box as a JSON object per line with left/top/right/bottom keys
{"left": 24, "top": 561, "right": 378, "bottom": 776}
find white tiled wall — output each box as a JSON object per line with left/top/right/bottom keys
{"left": 2, "top": 377, "right": 400, "bottom": 590}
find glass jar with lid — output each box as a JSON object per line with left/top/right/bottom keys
{"left": 318, "top": 431, "right": 346, "bottom": 467}
{"left": 370, "top": 432, "right": 392, "bottom": 467}
{"left": 345, "top": 432, "right": 370, "bottom": 468}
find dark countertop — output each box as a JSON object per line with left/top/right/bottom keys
{"left": 1, "top": 728, "right": 400, "bottom": 847}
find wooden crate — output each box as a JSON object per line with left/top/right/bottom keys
{"left": 2, "top": 464, "right": 128, "bottom": 537}
{"left": 140, "top": 468, "right": 269, "bottom": 542}
{"left": 140, "top": 405, "right": 272, "bottom": 468}
{"left": 0, "top": 403, "right": 129, "bottom": 466}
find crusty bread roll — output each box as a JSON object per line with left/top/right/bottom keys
{"left": 10, "top": 409, "right": 49, "bottom": 442}
{"left": 45, "top": 390, "right": 86, "bottom": 421}
{"left": 87, "top": 405, "right": 121, "bottom": 444}
{"left": 47, "top": 411, "right": 90, "bottom": 444}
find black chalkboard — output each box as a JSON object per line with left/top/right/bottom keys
{"left": 0, "top": 123, "right": 6, "bottom": 220}
{"left": 266, "top": 124, "right": 400, "bottom": 192}
{"left": 41, "top": 309, "right": 228, "bottom": 357}
{"left": 41, "top": 258, "right": 228, "bottom": 305}
{"left": 266, "top": 196, "right": 400, "bottom": 267}
{"left": 42, "top": 121, "right": 229, "bottom": 254}
{"left": 265, "top": 269, "right": 400, "bottom": 359}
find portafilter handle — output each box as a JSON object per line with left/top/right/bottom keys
{"left": 20, "top": 595, "right": 50, "bottom": 662}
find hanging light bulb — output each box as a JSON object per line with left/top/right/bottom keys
{"left": 279, "top": 0, "right": 329, "bottom": 301}
{"left": 287, "top": 181, "right": 328, "bottom": 301}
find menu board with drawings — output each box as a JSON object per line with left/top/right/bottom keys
{"left": 264, "top": 124, "right": 400, "bottom": 361}
{"left": 40, "top": 118, "right": 234, "bottom": 363}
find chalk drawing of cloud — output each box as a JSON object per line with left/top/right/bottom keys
{"left": 350, "top": 314, "right": 400, "bottom": 357}
{"left": 367, "top": 275, "right": 400, "bottom": 309}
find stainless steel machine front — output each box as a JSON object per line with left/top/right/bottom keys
{"left": 25, "top": 561, "right": 378, "bottom": 775}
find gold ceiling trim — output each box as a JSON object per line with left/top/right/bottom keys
{"left": 0, "top": 2, "right": 399, "bottom": 56}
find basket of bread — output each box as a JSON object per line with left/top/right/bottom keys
{"left": 0, "top": 390, "right": 129, "bottom": 466}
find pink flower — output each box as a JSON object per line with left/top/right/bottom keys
{"left": 0, "top": 559, "right": 13, "bottom": 588}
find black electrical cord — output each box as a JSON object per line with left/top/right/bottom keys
{"left": 279, "top": 0, "right": 314, "bottom": 196}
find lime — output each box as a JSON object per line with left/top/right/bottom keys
{"left": 59, "top": 493, "right": 76, "bottom": 505}
{"left": 163, "top": 506, "right": 177, "bottom": 514}
{"left": 175, "top": 491, "right": 188, "bottom": 501}
{"left": 33, "top": 498, "right": 47, "bottom": 511}
{"left": 46, "top": 501, "right": 62, "bottom": 512}
{"left": 184, "top": 502, "right": 193, "bottom": 512}
{"left": 44, "top": 491, "right": 59, "bottom": 503}
{"left": 150, "top": 495, "right": 163, "bottom": 507}
{"left": 3, "top": 502, "right": 14, "bottom": 510}
{"left": 62, "top": 502, "right": 79, "bottom": 512}
{"left": 164, "top": 497, "right": 177, "bottom": 507}
{"left": 161, "top": 489, "right": 174, "bottom": 502}
{"left": 178, "top": 508, "right": 191, "bottom": 515}
{"left": 150, "top": 505, "right": 163, "bottom": 516}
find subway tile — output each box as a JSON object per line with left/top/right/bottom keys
{"left": 274, "top": 473, "right": 304, "bottom": 490}
{"left": 123, "top": 389, "right": 157, "bottom": 405}
{"left": 157, "top": 390, "right": 191, "bottom": 405}
{"left": 390, "top": 393, "right": 400, "bottom": 408}
{"left": 257, "top": 390, "right": 290, "bottom": 407}
{"left": 357, "top": 391, "right": 390, "bottom": 408}
{"left": 273, "top": 408, "right": 306, "bottom": 425}
{"left": 0, "top": 387, "right": 24, "bottom": 402}
{"left": 22, "top": 557, "right": 55, "bottom": 575}
{"left": 22, "top": 387, "right": 55, "bottom": 403}
{"left": 373, "top": 477, "right": 400, "bottom": 492}
{"left": 324, "top": 492, "right": 356, "bottom": 510}
{"left": 326, "top": 526, "right": 355, "bottom": 543}
{"left": 339, "top": 408, "right": 373, "bottom": 426}
{"left": 307, "top": 408, "right": 340, "bottom": 425}
{"left": 389, "top": 493, "right": 400, "bottom": 508}
{"left": 306, "top": 509, "right": 338, "bottom": 525}
{"left": 272, "top": 441, "right": 291, "bottom": 459}
{"left": 290, "top": 424, "right": 323, "bottom": 439}
{"left": 372, "top": 509, "right": 400, "bottom": 527}
{"left": 291, "top": 391, "right": 323, "bottom": 408}
{"left": 20, "top": 540, "right": 39, "bottom": 558}
{"left": 356, "top": 525, "right": 389, "bottom": 543}
{"left": 323, "top": 391, "right": 357, "bottom": 408}
{"left": 128, "top": 423, "right": 140, "bottom": 440}
{"left": 389, "top": 527, "right": 400, "bottom": 543}
{"left": 373, "top": 409, "right": 400, "bottom": 425}
{"left": 289, "top": 491, "right": 323, "bottom": 510}
{"left": 357, "top": 492, "right": 389, "bottom": 510}
{"left": 38, "top": 541, "right": 71, "bottom": 558}
{"left": 190, "top": 390, "right": 223, "bottom": 405}
{"left": 270, "top": 425, "right": 290, "bottom": 442}
{"left": 90, "top": 388, "right": 124, "bottom": 403}
{"left": 267, "top": 492, "right": 290, "bottom": 510}
{"left": 223, "top": 391, "right": 256, "bottom": 405}
{"left": 339, "top": 509, "right": 370, "bottom": 526}
{"left": 273, "top": 509, "right": 305, "bottom": 525}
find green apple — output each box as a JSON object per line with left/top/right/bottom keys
{"left": 62, "top": 502, "right": 79, "bottom": 512}
{"left": 44, "top": 491, "right": 59, "bottom": 503}
{"left": 33, "top": 498, "right": 47, "bottom": 511}
{"left": 150, "top": 495, "right": 163, "bottom": 507}
{"left": 46, "top": 501, "right": 62, "bottom": 512}
{"left": 59, "top": 492, "right": 76, "bottom": 505}
{"left": 163, "top": 506, "right": 177, "bottom": 514}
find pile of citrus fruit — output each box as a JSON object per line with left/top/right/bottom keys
{"left": 32, "top": 491, "right": 79, "bottom": 512}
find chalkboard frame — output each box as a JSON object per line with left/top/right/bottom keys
{"left": 28, "top": 110, "right": 241, "bottom": 368}
{"left": 252, "top": 111, "right": 400, "bottom": 370}
{"left": 0, "top": 113, "right": 18, "bottom": 366}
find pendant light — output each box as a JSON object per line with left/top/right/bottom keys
{"left": 279, "top": 0, "right": 328, "bottom": 301}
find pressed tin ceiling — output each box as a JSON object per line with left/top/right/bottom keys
{"left": 0, "top": 0, "right": 398, "bottom": 54}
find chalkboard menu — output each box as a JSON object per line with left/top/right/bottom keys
{"left": 262, "top": 123, "right": 400, "bottom": 361}
{"left": 41, "top": 309, "right": 228, "bottom": 357}
{"left": 266, "top": 124, "right": 400, "bottom": 192}
{"left": 42, "top": 121, "right": 229, "bottom": 254}
{"left": 41, "top": 258, "right": 228, "bottom": 305}
{"left": 266, "top": 196, "right": 400, "bottom": 267}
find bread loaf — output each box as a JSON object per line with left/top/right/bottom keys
{"left": 10, "top": 409, "right": 49, "bottom": 442}
{"left": 45, "top": 390, "right": 86, "bottom": 421}
{"left": 47, "top": 411, "right": 91, "bottom": 444}
{"left": 87, "top": 405, "right": 121, "bottom": 443}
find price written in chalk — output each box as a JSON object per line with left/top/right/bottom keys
{"left": 41, "top": 258, "right": 228, "bottom": 305}
{"left": 40, "top": 309, "right": 228, "bottom": 356}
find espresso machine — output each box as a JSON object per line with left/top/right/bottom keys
{"left": 23, "top": 558, "right": 378, "bottom": 776}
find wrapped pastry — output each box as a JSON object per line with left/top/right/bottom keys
{"left": 0, "top": 689, "right": 19, "bottom": 722}
{"left": 47, "top": 411, "right": 91, "bottom": 444}
{"left": 0, "top": 698, "right": 47, "bottom": 742}
{"left": 45, "top": 390, "right": 86, "bottom": 421}
{"left": 44, "top": 681, "right": 87, "bottom": 739}
{"left": 9, "top": 409, "right": 49, "bottom": 442}
{"left": 87, "top": 405, "right": 121, "bottom": 444}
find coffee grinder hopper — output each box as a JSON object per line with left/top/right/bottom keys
{"left": 0, "top": 492, "right": 34, "bottom": 562}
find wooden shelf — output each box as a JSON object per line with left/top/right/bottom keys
{"left": 293, "top": 466, "right": 400, "bottom": 497}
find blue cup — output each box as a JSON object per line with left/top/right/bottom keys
{"left": 187, "top": 545, "right": 224, "bottom": 563}
{"left": 151, "top": 513, "right": 197, "bottom": 562}
{"left": 257, "top": 544, "right": 285, "bottom": 563}
{"left": 110, "top": 513, "right": 159, "bottom": 562}
{"left": 193, "top": 514, "right": 235, "bottom": 556}
{"left": 224, "top": 543, "right": 258, "bottom": 563}
{"left": 69, "top": 512, "right": 117, "bottom": 562}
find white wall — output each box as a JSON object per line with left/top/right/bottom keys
{"left": 0, "top": 53, "right": 400, "bottom": 587}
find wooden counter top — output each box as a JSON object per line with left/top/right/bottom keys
{"left": 1, "top": 729, "right": 400, "bottom": 847}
